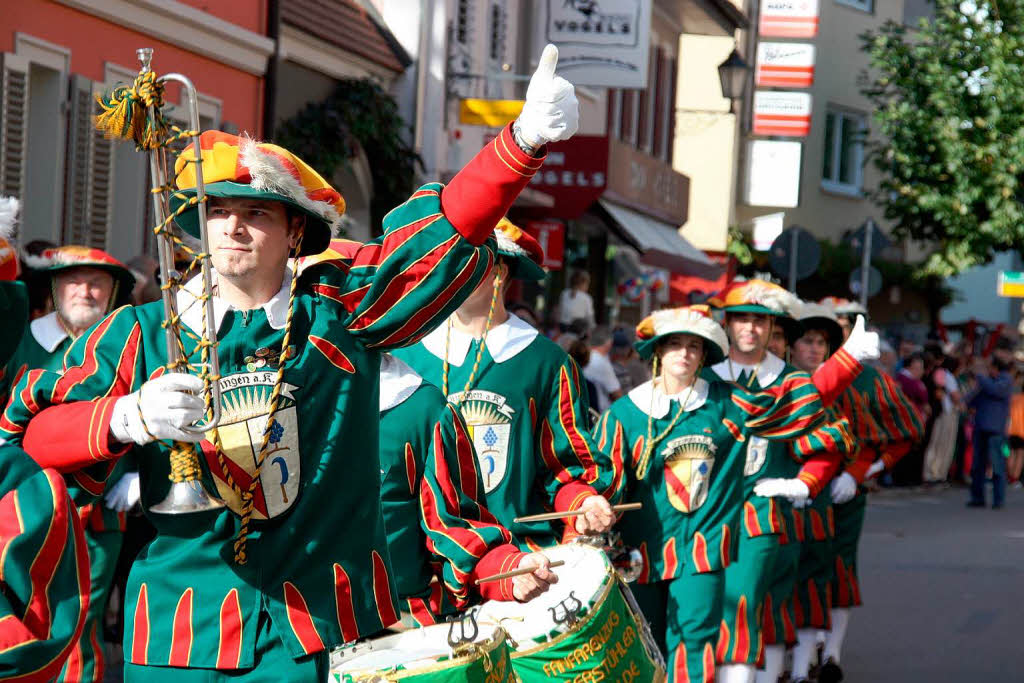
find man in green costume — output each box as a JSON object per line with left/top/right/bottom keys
{"left": 707, "top": 280, "right": 877, "bottom": 683}
{"left": 2, "top": 244, "right": 137, "bottom": 683}
{"left": 393, "top": 218, "right": 617, "bottom": 551}
{"left": 0, "top": 221, "right": 93, "bottom": 681}
{"left": 377, "top": 352, "right": 557, "bottom": 626}
{"left": 1, "top": 45, "right": 579, "bottom": 680}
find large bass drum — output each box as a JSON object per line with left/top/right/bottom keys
{"left": 476, "top": 543, "right": 666, "bottom": 682}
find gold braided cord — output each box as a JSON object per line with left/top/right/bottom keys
{"left": 94, "top": 70, "right": 170, "bottom": 150}
{"left": 635, "top": 356, "right": 703, "bottom": 480}
{"left": 443, "top": 271, "right": 503, "bottom": 404}
{"left": 226, "top": 230, "right": 305, "bottom": 565}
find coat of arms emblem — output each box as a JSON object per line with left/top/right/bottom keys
{"left": 662, "top": 435, "right": 717, "bottom": 513}
{"left": 745, "top": 436, "right": 769, "bottom": 476}
{"left": 200, "top": 371, "right": 301, "bottom": 519}
{"left": 450, "top": 390, "right": 515, "bottom": 493}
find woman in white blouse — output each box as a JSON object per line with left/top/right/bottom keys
{"left": 558, "top": 270, "right": 595, "bottom": 333}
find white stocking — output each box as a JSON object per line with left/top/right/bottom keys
{"left": 791, "top": 628, "right": 818, "bottom": 679}
{"left": 823, "top": 608, "right": 851, "bottom": 663}
{"left": 716, "top": 663, "right": 756, "bottom": 683}
{"left": 755, "top": 645, "right": 785, "bottom": 683}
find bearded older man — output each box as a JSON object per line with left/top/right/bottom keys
{"left": 2, "top": 245, "right": 138, "bottom": 683}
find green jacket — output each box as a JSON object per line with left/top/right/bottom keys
{"left": 394, "top": 313, "right": 616, "bottom": 550}
{"left": 708, "top": 352, "right": 815, "bottom": 539}
{"left": 594, "top": 373, "right": 828, "bottom": 583}
{"left": 0, "top": 444, "right": 90, "bottom": 680}
{"left": 378, "top": 355, "right": 521, "bottom": 620}
{"left": 0, "top": 183, "right": 498, "bottom": 669}
{"left": 2, "top": 312, "right": 132, "bottom": 533}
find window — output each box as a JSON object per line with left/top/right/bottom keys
{"left": 822, "top": 109, "right": 866, "bottom": 195}
{"left": 836, "top": 0, "right": 873, "bottom": 12}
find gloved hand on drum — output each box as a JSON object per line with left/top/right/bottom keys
{"left": 866, "top": 459, "right": 885, "bottom": 478}
{"left": 574, "top": 495, "right": 616, "bottom": 535}
{"left": 512, "top": 553, "right": 560, "bottom": 602}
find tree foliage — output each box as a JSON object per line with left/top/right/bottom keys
{"left": 275, "top": 79, "right": 422, "bottom": 234}
{"left": 861, "top": 1, "right": 1024, "bottom": 276}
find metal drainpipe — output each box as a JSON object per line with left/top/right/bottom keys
{"left": 262, "top": 0, "right": 281, "bottom": 140}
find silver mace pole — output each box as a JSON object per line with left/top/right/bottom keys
{"left": 859, "top": 218, "right": 874, "bottom": 311}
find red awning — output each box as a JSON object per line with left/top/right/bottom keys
{"left": 669, "top": 253, "right": 735, "bottom": 304}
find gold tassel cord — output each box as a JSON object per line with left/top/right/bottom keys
{"left": 443, "top": 270, "right": 503, "bottom": 404}
{"left": 635, "top": 357, "right": 704, "bottom": 480}
{"left": 94, "top": 70, "right": 171, "bottom": 149}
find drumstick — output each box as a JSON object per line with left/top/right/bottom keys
{"left": 474, "top": 560, "right": 566, "bottom": 585}
{"left": 512, "top": 502, "right": 642, "bottom": 524}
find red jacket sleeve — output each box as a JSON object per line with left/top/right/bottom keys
{"left": 812, "top": 349, "right": 863, "bottom": 406}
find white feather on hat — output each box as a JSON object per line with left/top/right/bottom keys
{"left": 794, "top": 300, "right": 839, "bottom": 323}
{"left": 0, "top": 197, "right": 20, "bottom": 241}
{"left": 744, "top": 281, "right": 799, "bottom": 315}
{"left": 238, "top": 137, "right": 344, "bottom": 236}
{"left": 650, "top": 308, "right": 729, "bottom": 360}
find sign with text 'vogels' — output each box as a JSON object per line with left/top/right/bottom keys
{"left": 756, "top": 43, "right": 816, "bottom": 88}
{"left": 759, "top": 0, "right": 821, "bottom": 38}
{"left": 544, "top": 0, "right": 652, "bottom": 89}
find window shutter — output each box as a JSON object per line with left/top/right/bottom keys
{"left": 63, "top": 75, "right": 114, "bottom": 249}
{"left": 0, "top": 53, "right": 30, "bottom": 211}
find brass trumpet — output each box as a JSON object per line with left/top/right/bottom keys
{"left": 131, "top": 48, "right": 223, "bottom": 514}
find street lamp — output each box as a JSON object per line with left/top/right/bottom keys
{"left": 718, "top": 49, "right": 751, "bottom": 112}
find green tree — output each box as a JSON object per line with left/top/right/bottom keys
{"left": 275, "top": 79, "right": 421, "bottom": 234}
{"left": 861, "top": 0, "right": 1024, "bottom": 276}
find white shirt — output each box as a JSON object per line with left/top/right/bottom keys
{"left": 558, "top": 288, "right": 595, "bottom": 327}
{"left": 584, "top": 350, "right": 621, "bottom": 412}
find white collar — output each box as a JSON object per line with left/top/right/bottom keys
{"left": 627, "top": 378, "right": 710, "bottom": 419}
{"left": 177, "top": 268, "right": 292, "bottom": 335}
{"left": 379, "top": 354, "right": 423, "bottom": 412}
{"left": 29, "top": 311, "right": 69, "bottom": 353}
{"left": 420, "top": 312, "right": 538, "bottom": 367}
{"left": 710, "top": 352, "right": 786, "bottom": 387}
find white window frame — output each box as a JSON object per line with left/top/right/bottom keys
{"left": 836, "top": 0, "right": 874, "bottom": 12}
{"left": 821, "top": 108, "right": 866, "bottom": 197}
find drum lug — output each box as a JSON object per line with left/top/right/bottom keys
{"left": 447, "top": 609, "right": 480, "bottom": 649}
{"left": 549, "top": 590, "right": 584, "bottom": 627}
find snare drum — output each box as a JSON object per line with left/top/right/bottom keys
{"left": 329, "top": 617, "right": 515, "bottom": 682}
{"left": 477, "top": 543, "right": 666, "bottom": 682}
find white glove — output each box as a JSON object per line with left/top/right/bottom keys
{"left": 792, "top": 496, "right": 813, "bottom": 509}
{"left": 754, "top": 478, "right": 810, "bottom": 505}
{"left": 109, "top": 373, "right": 206, "bottom": 445}
{"left": 866, "top": 459, "right": 885, "bottom": 478}
{"left": 514, "top": 44, "right": 579, "bottom": 151}
{"left": 840, "top": 315, "right": 880, "bottom": 362}
{"left": 105, "top": 472, "right": 141, "bottom": 511}
{"left": 830, "top": 472, "right": 858, "bottom": 504}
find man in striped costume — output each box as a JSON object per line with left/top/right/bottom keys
{"left": 0, "top": 229, "right": 93, "bottom": 681}
{"left": 2, "top": 245, "right": 138, "bottom": 683}
{"left": 1, "top": 46, "right": 579, "bottom": 681}
{"left": 393, "top": 219, "right": 617, "bottom": 551}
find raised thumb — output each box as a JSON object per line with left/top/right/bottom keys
{"left": 533, "top": 44, "right": 559, "bottom": 82}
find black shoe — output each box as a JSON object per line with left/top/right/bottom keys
{"left": 966, "top": 500, "right": 986, "bottom": 508}
{"left": 818, "top": 658, "right": 844, "bottom": 683}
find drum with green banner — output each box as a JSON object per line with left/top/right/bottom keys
{"left": 477, "top": 543, "right": 666, "bottom": 682}
{"left": 329, "top": 621, "right": 515, "bottom": 682}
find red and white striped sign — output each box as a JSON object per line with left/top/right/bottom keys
{"left": 759, "top": 0, "right": 820, "bottom": 38}
{"left": 753, "top": 91, "right": 812, "bottom": 137}
{"left": 756, "top": 43, "right": 816, "bottom": 88}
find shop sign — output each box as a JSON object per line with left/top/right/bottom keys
{"left": 756, "top": 43, "right": 816, "bottom": 88}
{"left": 524, "top": 220, "right": 565, "bottom": 269}
{"left": 752, "top": 91, "right": 812, "bottom": 137}
{"left": 527, "top": 136, "right": 609, "bottom": 219}
{"left": 759, "top": 0, "right": 820, "bottom": 38}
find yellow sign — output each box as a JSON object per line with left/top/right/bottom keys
{"left": 459, "top": 99, "right": 525, "bottom": 127}
{"left": 998, "top": 271, "right": 1024, "bottom": 297}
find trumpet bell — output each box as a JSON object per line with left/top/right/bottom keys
{"left": 150, "top": 480, "right": 224, "bottom": 515}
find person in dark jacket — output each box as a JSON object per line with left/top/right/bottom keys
{"left": 967, "top": 347, "right": 1014, "bottom": 509}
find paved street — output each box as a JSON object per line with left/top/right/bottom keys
{"left": 844, "top": 485, "right": 1024, "bottom": 682}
